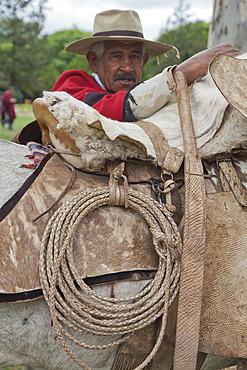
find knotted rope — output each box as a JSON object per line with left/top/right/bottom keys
{"left": 39, "top": 163, "right": 182, "bottom": 370}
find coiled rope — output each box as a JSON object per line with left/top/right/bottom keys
{"left": 39, "top": 163, "right": 182, "bottom": 370}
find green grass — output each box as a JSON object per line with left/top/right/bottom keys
{"left": 0, "top": 104, "right": 34, "bottom": 141}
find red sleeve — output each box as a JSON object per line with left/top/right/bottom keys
{"left": 52, "top": 70, "right": 127, "bottom": 121}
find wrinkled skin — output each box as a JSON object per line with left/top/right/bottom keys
{"left": 86, "top": 41, "right": 148, "bottom": 93}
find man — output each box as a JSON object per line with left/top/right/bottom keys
{"left": 1, "top": 86, "right": 17, "bottom": 130}
{"left": 12, "top": 8, "right": 242, "bottom": 146}
{"left": 52, "top": 9, "right": 242, "bottom": 123}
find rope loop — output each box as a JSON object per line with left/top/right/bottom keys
{"left": 39, "top": 164, "right": 182, "bottom": 370}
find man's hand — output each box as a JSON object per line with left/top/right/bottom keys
{"left": 173, "top": 43, "right": 243, "bottom": 85}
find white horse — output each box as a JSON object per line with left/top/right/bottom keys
{"left": 0, "top": 138, "right": 239, "bottom": 370}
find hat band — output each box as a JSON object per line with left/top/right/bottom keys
{"left": 93, "top": 30, "right": 144, "bottom": 38}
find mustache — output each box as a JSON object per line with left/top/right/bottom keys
{"left": 113, "top": 73, "right": 137, "bottom": 82}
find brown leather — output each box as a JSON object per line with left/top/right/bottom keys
{"left": 112, "top": 322, "right": 158, "bottom": 370}
{"left": 155, "top": 187, "right": 247, "bottom": 364}
{"left": 32, "top": 98, "right": 84, "bottom": 169}
{"left": 200, "top": 191, "right": 247, "bottom": 358}
{"left": 173, "top": 71, "right": 207, "bottom": 370}
{"left": 11, "top": 120, "right": 42, "bottom": 145}
{"left": 218, "top": 159, "right": 247, "bottom": 206}
{"left": 11, "top": 108, "right": 184, "bottom": 184}
{"left": 106, "top": 159, "right": 165, "bottom": 182}
{"left": 210, "top": 54, "right": 247, "bottom": 119}
{"left": 134, "top": 120, "right": 184, "bottom": 173}
{"left": 0, "top": 154, "right": 159, "bottom": 295}
{"left": 10, "top": 118, "right": 170, "bottom": 183}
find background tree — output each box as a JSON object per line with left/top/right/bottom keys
{"left": 0, "top": 0, "right": 48, "bottom": 97}
{"left": 208, "top": 0, "right": 247, "bottom": 50}
{"left": 142, "top": 0, "right": 209, "bottom": 80}
{"left": 45, "top": 29, "right": 92, "bottom": 78}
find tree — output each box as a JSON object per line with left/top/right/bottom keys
{"left": 45, "top": 29, "right": 92, "bottom": 77}
{"left": 142, "top": 20, "right": 209, "bottom": 80}
{"left": 165, "top": 0, "right": 192, "bottom": 29}
{"left": 142, "top": 0, "right": 209, "bottom": 80}
{"left": 0, "top": 0, "right": 48, "bottom": 97}
{"left": 208, "top": 0, "right": 247, "bottom": 50}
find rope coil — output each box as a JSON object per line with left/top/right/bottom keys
{"left": 39, "top": 175, "right": 182, "bottom": 369}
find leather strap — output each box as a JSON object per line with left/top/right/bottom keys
{"left": 134, "top": 120, "right": 184, "bottom": 174}
{"left": 173, "top": 72, "right": 207, "bottom": 369}
{"left": 218, "top": 159, "right": 247, "bottom": 206}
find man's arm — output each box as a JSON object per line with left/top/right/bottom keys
{"left": 127, "top": 43, "right": 243, "bottom": 120}
{"left": 173, "top": 43, "right": 243, "bottom": 85}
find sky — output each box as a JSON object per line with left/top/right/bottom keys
{"left": 42, "top": 0, "right": 214, "bottom": 41}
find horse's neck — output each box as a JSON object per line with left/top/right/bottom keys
{"left": 0, "top": 140, "right": 33, "bottom": 208}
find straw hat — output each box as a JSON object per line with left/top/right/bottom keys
{"left": 66, "top": 9, "right": 177, "bottom": 57}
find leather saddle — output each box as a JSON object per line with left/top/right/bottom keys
{"left": 2, "top": 91, "right": 247, "bottom": 361}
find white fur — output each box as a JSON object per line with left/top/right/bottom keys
{"left": 0, "top": 297, "right": 237, "bottom": 370}
{"left": 44, "top": 91, "right": 154, "bottom": 171}
{"left": 0, "top": 286, "right": 146, "bottom": 370}
{"left": 142, "top": 71, "right": 228, "bottom": 151}
{"left": 199, "top": 106, "right": 247, "bottom": 158}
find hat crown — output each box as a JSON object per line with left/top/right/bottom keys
{"left": 93, "top": 9, "right": 143, "bottom": 36}
{"left": 65, "top": 9, "right": 176, "bottom": 57}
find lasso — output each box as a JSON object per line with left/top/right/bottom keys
{"left": 39, "top": 163, "right": 182, "bottom": 370}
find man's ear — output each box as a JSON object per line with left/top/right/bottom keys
{"left": 86, "top": 52, "right": 100, "bottom": 73}
{"left": 143, "top": 53, "right": 149, "bottom": 66}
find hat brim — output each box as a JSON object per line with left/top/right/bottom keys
{"left": 65, "top": 36, "right": 176, "bottom": 57}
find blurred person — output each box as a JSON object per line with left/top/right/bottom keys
{"left": 1, "top": 86, "right": 17, "bottom": 130}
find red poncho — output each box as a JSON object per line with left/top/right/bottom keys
{"left": 52, "top": 70, "right": 128, "bottom": 122}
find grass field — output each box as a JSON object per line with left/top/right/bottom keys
{"left": 0, "top": 104, "right": 34, "bottom": 141}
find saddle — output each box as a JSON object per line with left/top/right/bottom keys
{"left": 0, "top": 153, "right": 163, "bottom": 295}
{"left": 2, "top": 62, "right": 247, "bottom": 365}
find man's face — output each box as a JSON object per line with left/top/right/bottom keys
{"left": 87, "top": 41, "right": 148, "bottom": 93}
